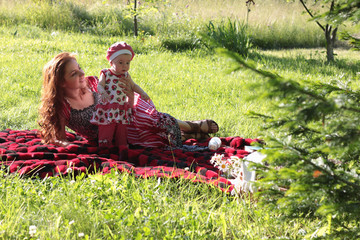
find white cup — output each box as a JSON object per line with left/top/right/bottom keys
{"left": 208, "top": 137, "right": 222, "bottom": 150}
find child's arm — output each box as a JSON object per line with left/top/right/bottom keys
{"left": 133, "top": 83, "right": 150, "bottom": 101}
{"left": 127, "top": 74, "right": 150, "bottom": 101}
{"left": 97, "top": 71, "right": 110, "bottom": 102}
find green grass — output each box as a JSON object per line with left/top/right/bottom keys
{"left": 1, "top": 24, "right": 359, "bottom": 239}
{"left": 0, "top": 170, "right": 315, "bottom": 239}
{"left": 1, "top": 0, "right": 360, "bottom": 238}
{"left": 1, "top": 24, "right": 359, "bottom": 137}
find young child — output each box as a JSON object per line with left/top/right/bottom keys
{"left": 91, "top": 42, "right": 149, "bottom": 157}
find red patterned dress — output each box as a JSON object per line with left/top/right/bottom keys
{"left": 90, "top": 69, "right": 132, "bottom": 125}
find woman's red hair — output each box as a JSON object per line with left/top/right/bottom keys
{"left": 38, "top": 52, "right": 77, "bottom": 143}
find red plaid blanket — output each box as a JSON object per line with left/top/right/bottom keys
{"left": 0, "top": 129, "right": 259, "bottom": 193}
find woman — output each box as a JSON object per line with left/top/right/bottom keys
{"left": 38, "top": 52, "right": 219, "bottom": 149}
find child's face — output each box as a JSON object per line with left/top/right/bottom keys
{"left": 110, "top": 54, "right": 132, "bottom": 75}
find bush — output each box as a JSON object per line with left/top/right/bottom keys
{"left": 204, "top": 19, "right": 252, "bottom": 57}
{"left": 0, "top": 1, "right": 134, "bottom": 36}
{"left": 24, "top": 1, "right": 91, "bottom": 31}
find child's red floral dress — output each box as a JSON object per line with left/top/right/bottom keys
{"left": 90, "top": 69, "right": 132, "bottom": 125}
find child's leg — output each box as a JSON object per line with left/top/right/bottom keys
{"left": 115, "top": 123, "right": 128, "bottom": 146}
{"left": 115, "top": 123, "right": 128, "bottom": 160}
{"left": 98, "top": 123, "right": 116, "bottom": 147}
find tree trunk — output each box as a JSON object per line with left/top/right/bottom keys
{"left": 299, "top": 0, "right": 338, "bottom": 62}
{"left": 325, "top": 24, "right": 337, "bottom": 62}
{"left": 133, "top": 0, "right": 138, "bottom": 37}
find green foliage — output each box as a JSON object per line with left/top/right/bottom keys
{"left": 318, "top": 0, "right": 360, "bottom": 51}
{"left": 249, "top": 23, "right": 326, "bottom": 49}
{"left": 297, "top": 0, "right": 360, "bottom": 60}
{"left": 0, "top": 168, "right": 313, "bottom": 239}
{"left": 86, "top": 7, "right": 134, "bottom": 36}
{"left": 0, "top": 1, "right": 134, "bottom": 35}
{"left": 0, "top": 0, "right": 343, "bottom": 49}
{"left": 340, "top": 32, "right": 360, "bottom": 51}
{"left": 219, "top": 48, "right": 360, "bottom": 239}
{"left": 204, "top": 19, "right": 252, "bottom": 57}
{"left": 154, "top": 5, "right": 206, "bottom": 51}
{"left": 317, "top": 0, "right": 360, "bottom": 25}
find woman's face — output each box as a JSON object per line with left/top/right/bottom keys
{"left": 62, "top": 59, "right": 85, "bottom": 89}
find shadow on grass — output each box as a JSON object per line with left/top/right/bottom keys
{"left": 249, "top": 51, "right": 360, "bottom": 79}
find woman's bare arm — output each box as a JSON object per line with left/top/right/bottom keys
{"left": 51, "top": 116, "right": 73, "bottom": 147}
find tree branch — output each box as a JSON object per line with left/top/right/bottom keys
{"left": 287, "top": 145, "right": 360, "bottom": 193}
{"left": 299, "top": 0, "right": 325, "bottom": 32}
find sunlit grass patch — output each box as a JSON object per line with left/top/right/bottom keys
{"left": 0, "top": 168, "right": 316, "bottom": 239}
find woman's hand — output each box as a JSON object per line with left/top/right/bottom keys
{"left": 100, "top": 92, "right": 110, "bottom": 103}
{"left": 140, "top": 92, "right": 150, "bottom": 101}
{"left": 52, "top": 139, "right": 75, "bottom": 147}
{"left": 118, "top": 76, "right": 135, "bottom": 106}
